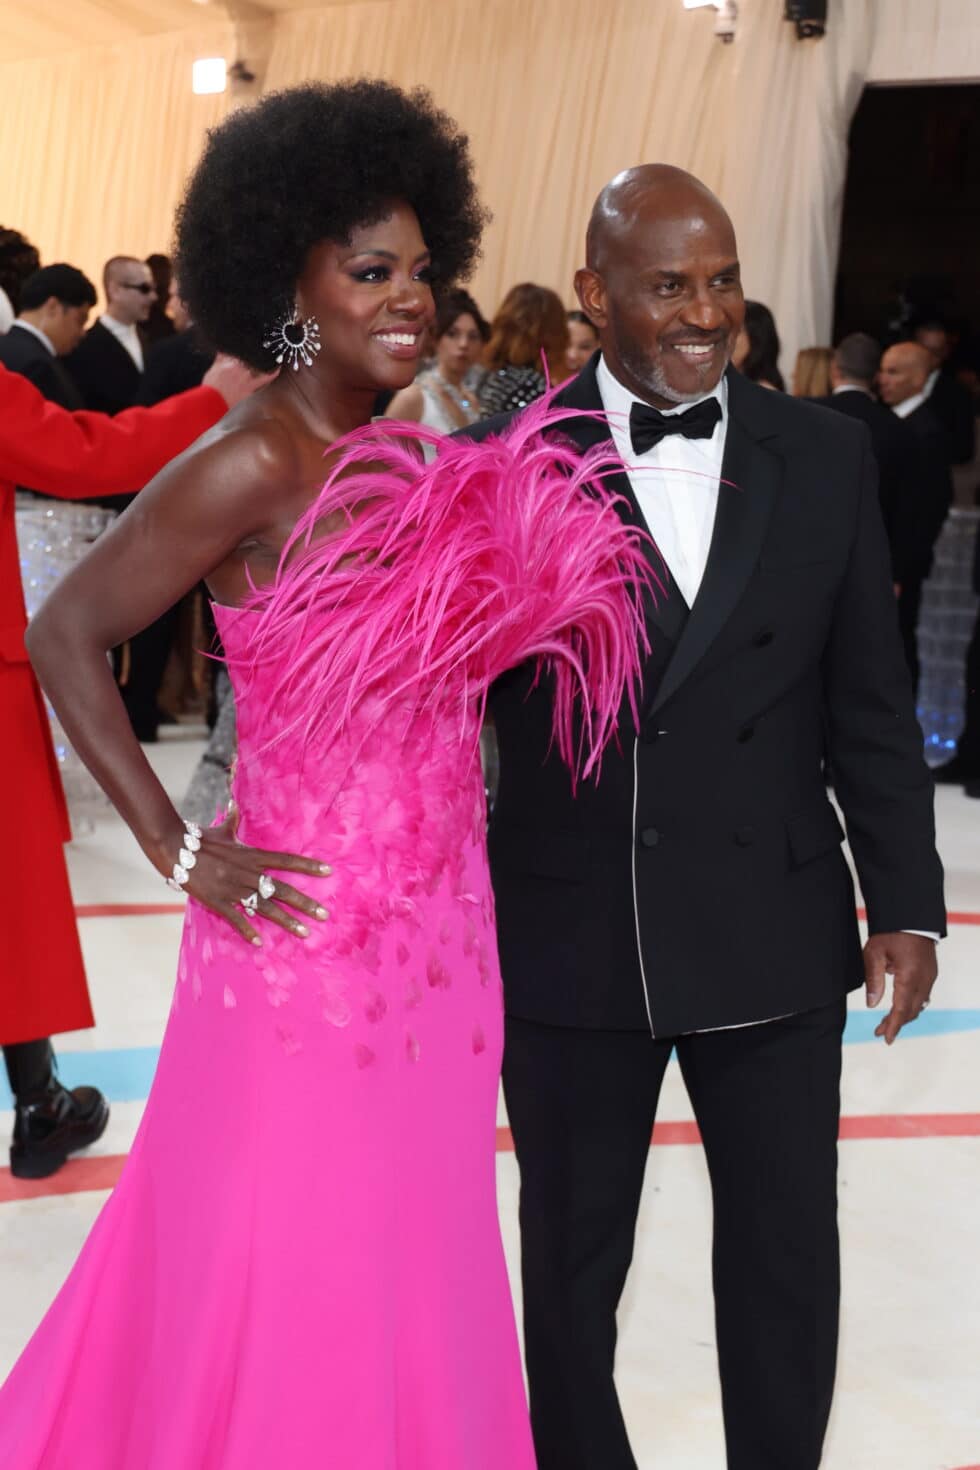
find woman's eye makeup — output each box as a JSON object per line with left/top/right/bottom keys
{"left": 349, "top": 261, "right": 434, "bottom": 284}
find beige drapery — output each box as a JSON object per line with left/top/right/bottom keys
{"left": 0, "top": 0, "right": 975, "bottom": 371}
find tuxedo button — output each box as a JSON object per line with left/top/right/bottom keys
{"left": 639, "top": 828, "right": 660, "bottom": 848}
{"left": 641, "top": 725, "right": 665, "bottom": 745}
{"left": 736, "top": 725, "right": 755, "bottom": 743}
{"left": 734, "top": 826, "right": 755, "bottom": 847}
{"left": 754, "top": 629, "right": 774, "bottom": 648}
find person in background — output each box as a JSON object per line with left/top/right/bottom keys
{"left": 811, "top": 332, "right": 920, "bottom": 596}
{"left": 65, "top": 255, "right": 157, "bottom": 415}
{"left": 132, "top": 274, "right": 220, "bottom": 742}
{"left": 0, "top": 265, "right": 97, "bottom": 411}
{"left": 0, "top": 227, "right": 41, "bottom": 335}
{"left": 385, "top": 287, "right": 488, "bottom": 432}
{"left": 792, "top": 345, "right": 832, "bottom": 398}
{"left": 731, "top": 298, "right": 785, "bottom": 391}
{"left": 878, "top": 340, "right": 955, "bottom": 686}
{"left": 565, "top": 309, "right": 599, "bottom": 376}
{"left": 478, "top": 282, "right": 568, "bottom": 416}
{"left": 143, "top": 253, "right": 178, "bottom": 347}
{"left": 914, "top": 318, "right": 976, "bottom": 466}
{"left": 140, "top": 274, "right": 215, "bottom": 406}
{"left": 0, "top": 354, "right": 263, "bottom": 1180}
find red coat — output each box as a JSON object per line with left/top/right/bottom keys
{"left": 1, "top": 365, "right": 225, "bottom": 1044}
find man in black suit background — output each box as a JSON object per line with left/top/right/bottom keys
{"left": 878, "top": 340, "right": 955, "bottom": 685}
{"left": 466, "top": 167, "right": 944, "bottom": 1470}
{"left": 914, "top": 319, "right": 977, "bottom": 467}
{"left": 129, "top": 274, "right": 217, "bottom": 743}
{"left": 812, "top": 331, "right": 920, "bottom": 593}
{"left": 65, "top": 255, "right": 156, "bottom": 416}
{"left": 0, "top": 264, "right": 96, "bottom": 411}
{"left": 139, "top": 274, "right": 214, "bottom": 408}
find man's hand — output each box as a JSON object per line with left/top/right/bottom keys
{"left": 203, "top": 354, "right": 276, "bottom": 409}
{"left": 863, "top": 932, "right": 938, "bottom": 1044}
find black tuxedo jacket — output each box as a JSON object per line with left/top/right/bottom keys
{"left": 927, "top": 369, "right": 976, "bottom": 466}
{"left": 902, "top": 401, "right": 954, "bottom": 580}
{"left": 65, "top": 319, "right": 142, "bottom": 415}
{"left": 0, "top": 323, "right": 84, "bottom": 411}
{"left": 138, "top": 329, "right": 214, "bottom": 407}
{"left": 462, "top": 356, "right": 945, "bottom": 1036}
{"left": 811, "top": 389, "right": 920, "bottom": 583}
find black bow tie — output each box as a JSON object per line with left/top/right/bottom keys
{"left": 629, "top": 396, "right": 722, "bottom": 457}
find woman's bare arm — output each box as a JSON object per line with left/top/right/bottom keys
{"left": 26, "top": 421, "right": 330, "bottom": 945}
{"left": 384, "top": 383, "right": 425, "bottom": 421}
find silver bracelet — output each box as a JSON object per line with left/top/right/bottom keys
{"left": 166, "top": 819, "right": 203, "bottom": 893}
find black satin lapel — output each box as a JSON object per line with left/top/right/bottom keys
{"left": 647, "top": 414, "right": 782, "bottom": 716}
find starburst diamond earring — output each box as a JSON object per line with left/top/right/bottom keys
{"left": 264, "top": 308, "right": 321, "bottom": 371}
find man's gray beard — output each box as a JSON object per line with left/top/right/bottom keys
{"left": 621, "top": 341, "right": 729, "bottom": 406}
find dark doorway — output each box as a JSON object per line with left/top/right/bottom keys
{"left": 834, "top": 83, "right": 980, "bottom": 355}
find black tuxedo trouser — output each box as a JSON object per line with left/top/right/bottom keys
{"left": 897, "top": 577, "right": 924, "bottom": 689}
{"left": 502, "top": 998, "right": 847, "bottom": 1470}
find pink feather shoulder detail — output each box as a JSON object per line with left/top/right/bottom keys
{"left": 229, "top": 393, "right": 658, "bottom": 783}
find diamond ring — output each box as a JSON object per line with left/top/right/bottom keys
{"left": 242, "top": 892, "right": 259, "bottom": 916}
{"left": 258, "top": 874, "right": 276, "bottom": 901}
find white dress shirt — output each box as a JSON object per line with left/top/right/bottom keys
{"left": 0, "top": 286, "right": 14, "bottom": 335}
{"left": 596, "top": 354, "right": 725, "bottom": 608}
{"left": 99, "top": 312, "right": 144, "bottom": 372}
{"left": 893, "top": 390, "right": 927, "bottom": 419}
{"left": 923, "top": 368, "right": 940, "bottom": 402}
{"left": 12, "top": 318, "right": 56, "bottom": 355}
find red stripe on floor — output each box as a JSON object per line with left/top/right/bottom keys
{"left": 856, "top": 907, "right": 980, "bottom": 926}
{"left": 4, "top": 1113, "right": 979, "bottom": 1204}
{"left": 75, "top": 903, "right": 184, "bottom": 917}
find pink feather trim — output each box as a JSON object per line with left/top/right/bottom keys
{"left": 228, "top": 392, "right": 657, "bottom": 784}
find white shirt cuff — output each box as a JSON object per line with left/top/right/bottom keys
{"left": 901, "top": 930, "right": 941, "bottom": 942}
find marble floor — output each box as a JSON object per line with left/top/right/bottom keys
{"left": 1, "top": 727, "right": 978, "bottom": 1467}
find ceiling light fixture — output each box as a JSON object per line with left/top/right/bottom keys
{"left": 192, "top": 57, "right": 227, "bottom": 94}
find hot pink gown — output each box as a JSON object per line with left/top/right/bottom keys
{"left": 0, "top": 409, "right": 647, "bottom": 1468}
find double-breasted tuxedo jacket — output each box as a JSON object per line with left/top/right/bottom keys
{"left": 466, "top": 357, "right": 945, "bottom": 1037}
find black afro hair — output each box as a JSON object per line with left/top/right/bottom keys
{"left": 175, "top": 79, "right": 488, "bottom": 370}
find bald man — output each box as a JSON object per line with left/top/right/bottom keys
{"left": 65, "top": 255, "right": 157, "bottom": 417}
{"left": 463, "top": 167, "right": 944, "bottom": 1469}
{"left": 879, "top": 341, "right": 954, "bottom": 684}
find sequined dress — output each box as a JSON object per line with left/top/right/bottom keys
{"left": 0, "top": 408, "right": 648, "bottom": 1469}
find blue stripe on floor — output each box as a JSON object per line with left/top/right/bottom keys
{"left": 3, "top": 1011, "right": 980, "bottom": 1110}
{"left": 0, "top": 1046, "right": 160, "bottom": 1110}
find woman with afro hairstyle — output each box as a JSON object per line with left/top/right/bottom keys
{"left": 3, "top": 80, "right": 649, "bottom": 1468}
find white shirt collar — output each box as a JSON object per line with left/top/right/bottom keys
{"left": 893, "top": 389, "right": 927, "bottom": 419}
{"left": 832, "top": 382, "right": 872, "bottom": 397}
{"left": 596, "top": 353, "right": 728, "bottom": 429}
{"left": 13, "top": 318, "right": 56, "bottom": 355}
{"left": 924, "top": 367, "right": 940, "bottom": 400}
{"left": 99, "top": 312, "right": 144, "bottom": 370}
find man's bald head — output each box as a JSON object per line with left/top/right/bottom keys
{"left": 103, "top": 254, "right": 156, "bottom": 326}
{"left": 586, "top": 165, "right": 734, "bottom": 274}
{"left": 575, "top": 164, "right": 743, "bottom": 407}
{"left": 878, "top": 341, "right": 933, "bottom": 408}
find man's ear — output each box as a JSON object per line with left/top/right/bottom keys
{"left": 574, "top": 268, "right": 607, "bottom": 331}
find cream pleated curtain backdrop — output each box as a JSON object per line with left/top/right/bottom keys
{"left": 0, "top": 0, "right": 974, "bottom": 369}
{"left": 263, "top": 0, "right": 876, "bottom": 370}
{"left": 0, "top": 24, "right": 234, "bottom": 306}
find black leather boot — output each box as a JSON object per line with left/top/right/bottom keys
{"left": 5, "top": 1041, "right": 109, "bottom": 1180}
